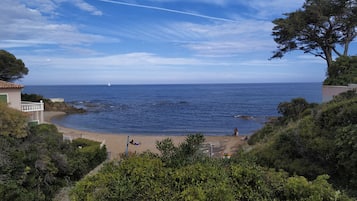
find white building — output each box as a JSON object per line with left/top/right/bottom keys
{"left": 0, "top": 80, "right": 44, "bottom": 124}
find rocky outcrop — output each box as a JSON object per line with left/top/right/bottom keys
{"left": 44, "top": 101, "right": 85, "bottom": 114}
{"left": 22, "top": 93, "right": 86, "bottom": 114}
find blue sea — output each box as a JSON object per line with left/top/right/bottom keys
{"left": 23, "top": 83, "right": 322, "bottom": 136}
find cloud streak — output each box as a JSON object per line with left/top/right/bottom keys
{"left": 74, "top": 0, "right": 103, "bottom": 16}
{"left": 99, "top": 0, "right": 238, "bottom": 22}
{"left": 2, "top": 0, "right": 331, "bottom": 84}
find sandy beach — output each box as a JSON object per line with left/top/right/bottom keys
{"left": 45, "top": 111, "right": 246, "bottom": 159}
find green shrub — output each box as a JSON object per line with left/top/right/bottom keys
{"left": 0, "top": 102, "right": 28, "bottom": 138}
{"left": 67, "top": 138, "right": 107, "bottom": 180}
{"left": 248, "top": 123, "right": 276, "bottom": 145}
{"left": 324, "top": 56, "right": 357, "bottom": 85}
{"left": 315, "top": 98, "right": 357, "bottom": 130}
{"left": 248, "top": 94, "right": 357, "bottom": 197}
{"left": 0, "top": 122, "right": 107, "bottom": 201}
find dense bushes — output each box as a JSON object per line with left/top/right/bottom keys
{"left": 248, "top": 98, "right": 318, "bottom": 145}
{"left": 247, "top": 95, "right": 357, "bottom": 197}
{"left": 68, "top": 138, "right": 107, "bottom": 180}
{"left": 324, "top": 56, "right": 357, "bottom": 85}
{"left": 0, "top": 102, "right": 28, "bottom": 138}
{"left": 156, "top": 133, "right": 206, "bottom": 168}
{"left": 70, "top": 134, "right": 352, "bottom": 201}
{"left": 0, "top": 117, "right": 107, "bottom": 201}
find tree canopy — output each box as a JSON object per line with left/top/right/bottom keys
{"left": 271, "top": 0, "right": 357, "bottom": 68}
{"left": 0, "top": 50, "right": 29, "bottom": 82}
{"left": 324, "top": 55, "right": 357, "bottom": 85}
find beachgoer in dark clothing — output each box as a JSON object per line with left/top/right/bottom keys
{"left": 130, "top": 139, "right": 141, "bottom": 145}
{"left": 234, "top": 128, "right": 239, "bottom": 136}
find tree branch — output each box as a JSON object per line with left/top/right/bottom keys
{"left": 332, "top": 47, "right": 343, "bottom": 57}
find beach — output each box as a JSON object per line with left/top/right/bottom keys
{"left": 45, "top": 111, "right": 246, "bottom": 159}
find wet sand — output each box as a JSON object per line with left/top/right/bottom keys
{"left": 45, "top": 111, "right": 246, "bottom": 159}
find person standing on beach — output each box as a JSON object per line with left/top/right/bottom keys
{"left": 234, "top": 128, "right": 239, "bottom": 136}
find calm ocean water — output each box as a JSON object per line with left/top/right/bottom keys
{"left": 24, "top": 83, "right": 322, "bottom": 136}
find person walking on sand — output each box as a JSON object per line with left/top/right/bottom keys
{"left": 234, "top": 128, "right": 239, "bottom": 136}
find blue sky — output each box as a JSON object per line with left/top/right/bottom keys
{"left": 1, "top": 0, "right": 354, "bottom": 85}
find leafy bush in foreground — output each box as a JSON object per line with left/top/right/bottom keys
{"left": 71, "top": 155, "right": 350, "bottom": 201}
{"left": 0, "top": 102, "right": 28, "bottom": 138}
{"left": 0, "top": 122, "right": 107, "bottom": 201}
{"left": 71, "top": 134, "right": 351, "bottom": 201}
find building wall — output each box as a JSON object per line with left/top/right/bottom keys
{"left": 0, "top": 88, "right": 22, "bottom": 110}
{"left": 322, "top": 84, "right": 357, "bottom": 102}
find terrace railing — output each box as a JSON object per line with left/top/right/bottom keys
{"left": 21, "top": 101, "right": 44, "bottom": 112}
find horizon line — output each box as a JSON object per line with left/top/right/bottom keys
{"left": 22, "top": 82, "right": 323, "bottom": 86}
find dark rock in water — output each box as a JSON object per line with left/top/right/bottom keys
{"left": 234, "top": 115, "right": 255, "bottom": 120}
{"left": 45, "top": 101, "right": 86, "bottom": 114}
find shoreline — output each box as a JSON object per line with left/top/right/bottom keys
{"left": 44, "top": 111, "right": 247, "bottom": 159}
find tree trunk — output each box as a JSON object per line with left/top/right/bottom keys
{"left": 344, "top": 42, "right": 349, "bottom": 56}
{"left": 324, "top": 48, "right": 333, "bottom": 69}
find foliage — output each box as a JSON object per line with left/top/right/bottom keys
{"left": 334, "top": 125, "right": 357, "bottom": 188}
{"left": 71, "top": 154, "right": 351, "bottom": 201}
{"left": 0, "top": 123, "right": 107, "bottom": 201}
{"left": 271, "top": 0, "right": 357, "bottom": 68}
{"left": 71, "top": 133, "right": 352, "bottom": 200}
{"left": 70, "top": 156, "right": 171, "bottom": 201}
{"left": 324, "top": 56, "right": 357, "bottom": 85}
{"left": 248, "top": 95, "right": 357, "bottom": 197}
{"left": 156, "top": 133, "right": 206, "bottom": 168}
{"left": 0, "top": 102, "right": 28, "bottom": 138}
{"left": 247, "top": 122, "right": 276, "bottom": 145}
{"left": 248, "top": 98, "right": 317, "bottom": 145}
{"left": 0, "top": 49, "right": 29, "bottom": 82}
{"left": 68, "top": 138, "right": 107, "bottom": 179}
{"left": 331, "top": 89, "right": 357, "bottom": 102}
{"left": 277, "top": 97, "right": 317, "bottom": 124}
{"left": 21, "top": 93, "right": 49, "bottom": 102}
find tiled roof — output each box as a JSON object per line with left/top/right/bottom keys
{"left": 0, "top": 80, "right": 23, "bottom": 89}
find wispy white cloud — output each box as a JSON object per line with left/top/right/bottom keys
{"left": 0, "top": 0, "right": 110, "bottom": 50}
{"left": 123, "top": 19, "right": 274, "bottom": 57}
{"left": 22, "top": 52, "right": 210, "bottom": 70}
{"left": 99, "top": 0, "right": 237, "bottom": 22}
{"left": 21, "top": 51, "right": 325, "bottom": 85}
{"left": 73, "top": 0, "right": 103, "bottom": 15}
{"left": 22, "top": 0, "right": 58, "bottom": 14}
{"left": 2, "top": 0, "right": 331, "bottom": 84}
{"left": 20, "top": 0, "right": 103, "bottom": 16}
{"left": 147, "top": 0, "right": 237, "bottom": 7}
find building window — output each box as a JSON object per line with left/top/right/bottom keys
{"left": 0, "top": 94, "right": 8, "bottom": 103}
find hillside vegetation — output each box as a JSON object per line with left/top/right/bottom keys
{"left": 0, "top": 103, "right": 107, "bottom": 201}
{"left": 70, "top": 91, "right": 357, "bottom": 200}
{"left": 248, "top": 91, "right": 357, "bottom": 196}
